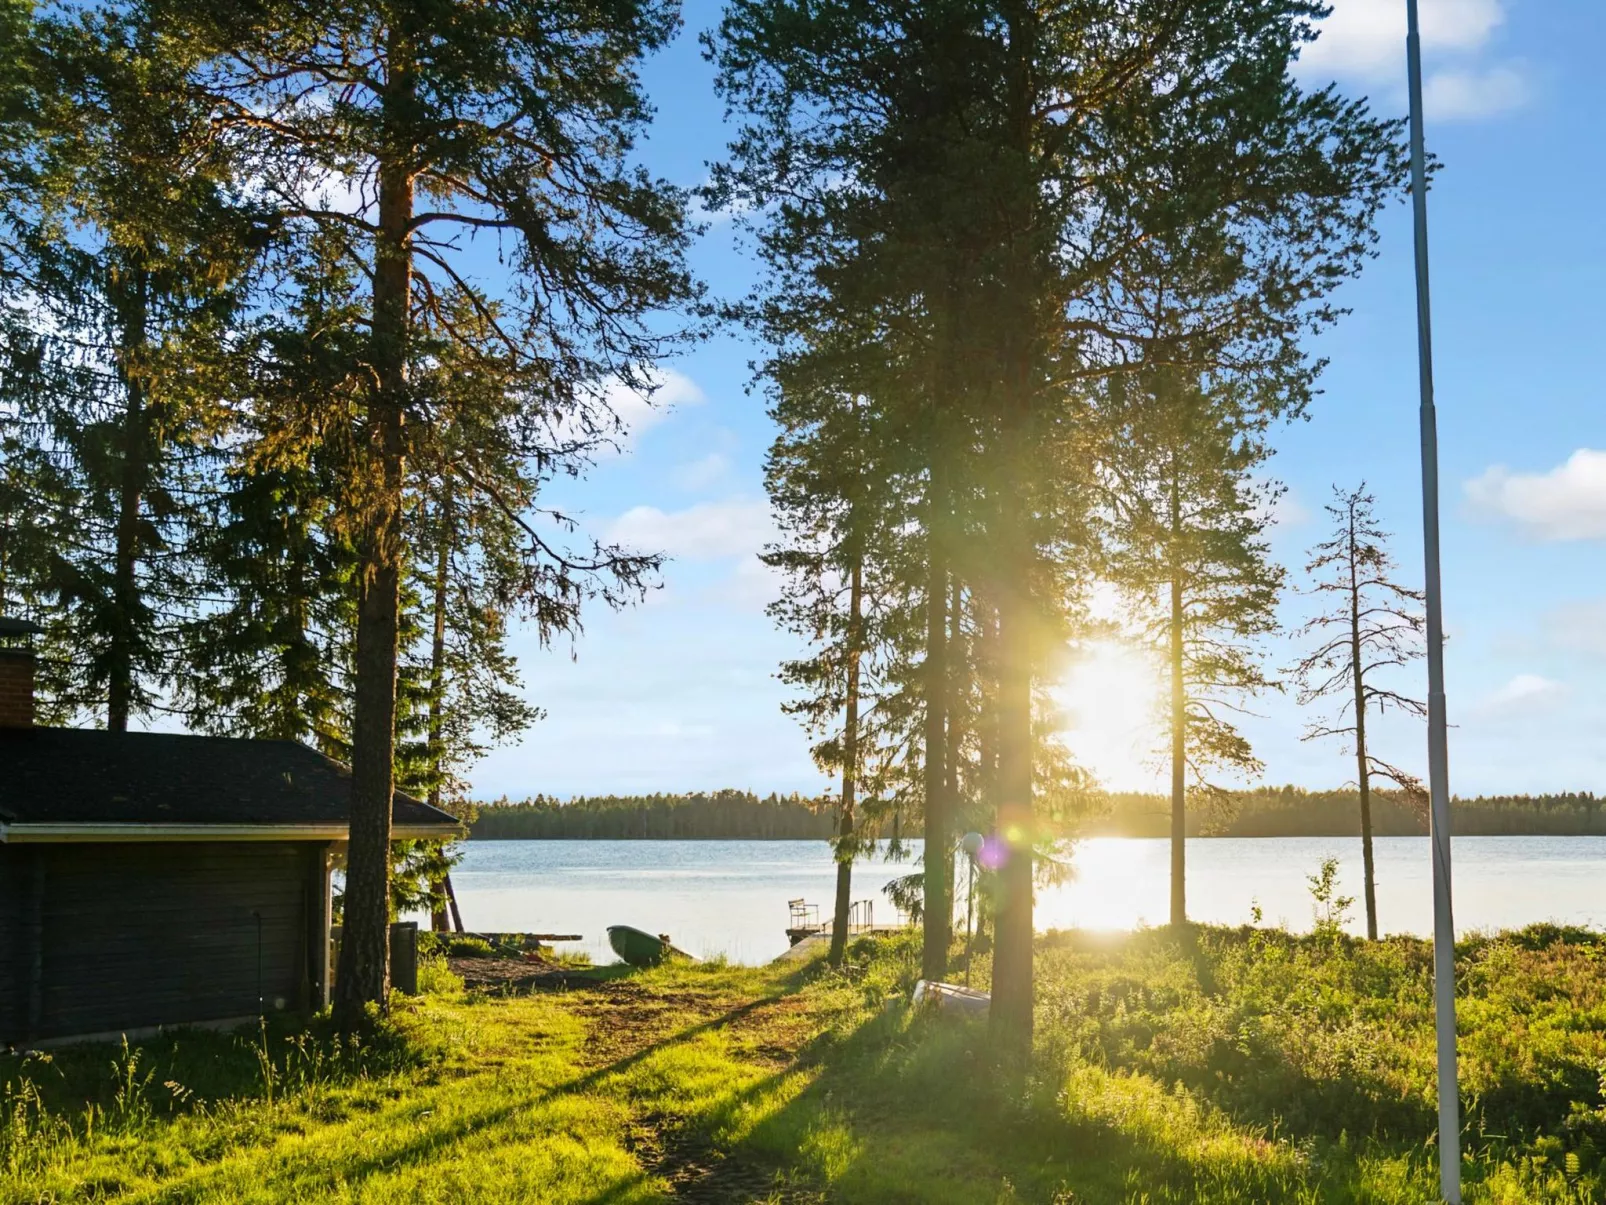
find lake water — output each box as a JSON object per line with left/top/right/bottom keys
{"left": 448, "top": 836, "right": 1606, "bottom": 966}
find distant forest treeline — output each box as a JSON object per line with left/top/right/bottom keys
{"left": 468, "top": 786, "right": 1606, "bottom": 840}
{"left": 468, "top": 791, "right": 839, "bottom": 840}
{"left": 1091, "top": 787, "right": 1606, "bottom": 838}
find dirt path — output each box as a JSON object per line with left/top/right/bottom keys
{"left": 449, "top": 955, "right": 827, "bottom": 1202}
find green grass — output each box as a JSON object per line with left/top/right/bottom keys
{"left": 5, "top": 927, "right": 1606, "bottom": 1202}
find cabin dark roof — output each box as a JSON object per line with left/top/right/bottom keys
{"left": 0, "top": 727, "right": 459, "bottom": 835}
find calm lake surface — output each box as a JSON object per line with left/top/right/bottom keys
{"left": 450, "top": 836, "right": 1606, "bottom": 966}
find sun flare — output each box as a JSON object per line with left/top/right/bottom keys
{"left": 1051, "top": 639, "right": 1164, "bottom": 791}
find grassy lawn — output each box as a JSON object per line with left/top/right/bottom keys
{"left": 5, "top": 926, "right": 1606, "bottom": 1203}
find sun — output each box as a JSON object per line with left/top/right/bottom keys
{"left": 1049, "top": 638, "right": 1164, "bottom": 791}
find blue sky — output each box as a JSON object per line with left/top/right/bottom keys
{"left": 469, "top": 0, "right": 1606, "bottom": 802}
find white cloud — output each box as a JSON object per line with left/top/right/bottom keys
{"left": 672, "top": 451, "right": 731, "bottom": 491}
{"left": 1299, "top": 0, "right": 1505, "bottom": 79}
{"left": 1296, "top": 0, "right": 1528, "bottom": 123}
{"left": 301, "top": 168, "right": 374, "bottom": 219}
{"left": 1465, "top": 450, "right": 1606, "bottom": 541}
{"left": 722, "top": 555, "right": 786, "bottom": 612}
{"left": 644, "top": 720, "right": 717, "bottom": 740}
{"left": 688, "top": 188, "right": 753, "bottom": 228}
{"left": 598, "top": 368, "right": 706, "bottom": 451}
{"left": 1477, "top": 672, "right": 1565, "bottom": 714}
{"left": 606, "top": 497, "right": 774, "bottom": 561}
{"left": 1546, "top": 599, "right": 1606, "bottom": 657}
{"left": 551, "top": 368, "right": 706, "bottom": 459}
{"left": 1259, "top": 483, "right": 1311, "bottom": 530}
{"left": 1423, "top": 64, "right": 1530, "bottom": 120}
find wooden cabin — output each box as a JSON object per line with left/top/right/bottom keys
{"left": 0, "top": 621, "right": 460, "bottom": 1047}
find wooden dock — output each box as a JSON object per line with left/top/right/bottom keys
{"left": 786, "top": 898, "right": 908, "bottom": 946}
{"left": 785, "top": 922, "right": 910, "bottom": 946}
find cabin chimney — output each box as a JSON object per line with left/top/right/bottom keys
{"left": 0, "top": 617, "right": 43, "bottom": 729}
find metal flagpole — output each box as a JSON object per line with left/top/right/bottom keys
{"left": 1405, "top": 2, "right": 1460, "bottom": 1200}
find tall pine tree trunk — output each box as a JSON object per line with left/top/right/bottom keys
{"left": 1169, "top": 470, "right": 1186, "bottom": 927}
{"left": 1349, "top": 514, "right": 1378, "bottom": 939}
{"left": 335, "top": 34, "right": 414, "bottom": 1026}
{"left": 427, "top": 481, "right": 452, "bottom": 933}
{"left": 107, "top": 271, "right": 150, "bottom": 732}
{"left": 975, "top": 591, "right": 998, "bottom": 812}
{"left": 828, "top": 556, "right": 863, "bottom": 967}
{"left": 971, "top": 586, "right": 998, "bottom": 959}
{"left": 946, "top": 578, "right": 963, "bottom": 813}
{"left": 989, "top": 502, "right": 1033, "bottom": 1053}
{"left": 946, "top": 578, "right": 968, "bottom": 956}
{"left": 989, "top": 0, "right": 1039, "bottom": 1060}
{"left": 921, "top": 465, "right": 951, "bottom": 981}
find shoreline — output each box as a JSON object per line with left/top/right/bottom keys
{"left": 462, "top": 830, "right": 1606, "bottom": 840}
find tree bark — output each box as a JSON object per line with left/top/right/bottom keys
{"left": 828, "top": 556, "right": 863, "bottom": 967}
{"left": 334, "top": 31, "right": 414, "bottom": 1027}
{"left": 107, "top": 270, "right": 150, "bottom": 732}
{"left": 428, "top": 481, "right": 452, "bottom": 933}
{"left": 946, "top": 577, "right": 963, "bottom": 814}
{"left": 975, "top": 591, "right": 998, "bottom": 807}
{"left": 1169, "top": 468, "right": 1187, "bottom": 927}
{"left": 921, "top": 465, "right": 951, "bottom": 981}
{"left": 988, "top": 512, "right": 1033, "bottom": 1053}
{"left": 947, "top": 578, "right": 969, "bottom": 969}
{"left": 1348, "top": 504, "right": 1378, "bottom": 940}
{"left": 989, "top": 1, "right": 1038, "bottom": 1058}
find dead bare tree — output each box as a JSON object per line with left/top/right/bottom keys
{"left": 1292, "top": 485, "right": 1427, "bottom": 940}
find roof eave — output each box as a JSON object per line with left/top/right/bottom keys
{"left": 0, "top": 822, "right": 464, "bottom": 844}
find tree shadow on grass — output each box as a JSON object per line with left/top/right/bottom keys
{"left": 125, "top": 991, "right": 799, "bottom": 1205}
{"left": 677, "top": 1003, "right": 1338, "bottom": 1205}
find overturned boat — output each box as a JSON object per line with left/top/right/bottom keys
{"left": 607, "top": 924, "right": 694, "bottom": 967}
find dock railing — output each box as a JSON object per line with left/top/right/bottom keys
{"left": 848, "top": 898, "right": 874, "bottom": 935}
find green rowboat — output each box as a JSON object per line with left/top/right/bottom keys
{"left": 607, "top": 924, "right": 693, "bottom": 967}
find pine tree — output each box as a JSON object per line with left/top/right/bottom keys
{"left": 714, "top": 0, "right": 1406, "bottom": 1060}
{"left": 402, "top": 335, "right": 545, "bottom": 927}
{"left": 761, "top": 373, "right": 892, "bottom": 967}
{"left": 1101, "top": 369, "right": 1285, "bottom": 927}
{"left": 163, "top": 0, "right": 697, "bottom": 1022}
{"left": 1292, "top": 485, "right": 1427, "bottom": 940}
{"left": 711, "top": 0, "right": 1000, "bottom": 986}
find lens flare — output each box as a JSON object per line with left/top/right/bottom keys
{"left": 977, "top": 836, "right": 1008, "bottom": 871}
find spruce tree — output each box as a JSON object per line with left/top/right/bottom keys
{"left": 176, "top": 233, "right": 363, "bottom": 750}
{"left": 403, "top": 329, "right": 545, "bottom": 926}
{"left": 1, "top": 9, "right": 260, "bottom": 726}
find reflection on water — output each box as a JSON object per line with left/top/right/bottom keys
{"left": 447, "top": 836, "right": 1606, "bottom": 966}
